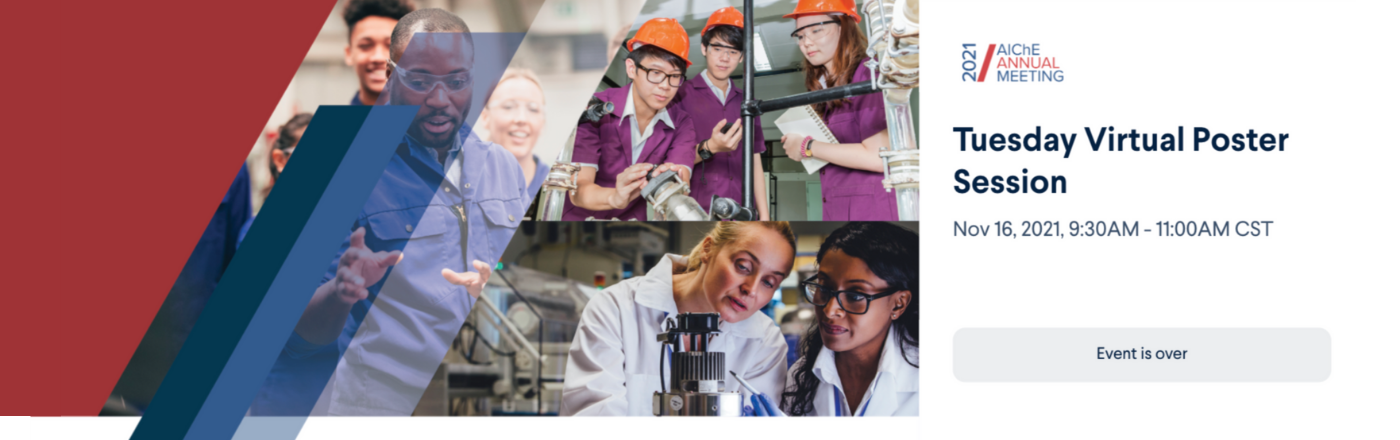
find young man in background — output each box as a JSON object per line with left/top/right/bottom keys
{"left": 344, "top": 0, "right": 415, "bottom": 105}
{"left": 677, "top": 7, "right": 769, "bottom": 220}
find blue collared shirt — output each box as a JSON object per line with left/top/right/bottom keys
{"left": 528, "top": 154, "right": 549, "bottom": 198}
{"left": 252, "top": 126, "right": 528, "bottom": 415}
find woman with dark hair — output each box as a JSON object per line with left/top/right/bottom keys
{"left": 751, "top": 222, "right": 918, "bottom": 416}
{"left": 778, "top": 0, "right": 899, "bottom": 221}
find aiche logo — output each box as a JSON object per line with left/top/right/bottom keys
{"left": 961, "top": 43, "right": 1064, "bottom": 83}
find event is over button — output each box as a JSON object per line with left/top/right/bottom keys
{"left": 953, "top": 328, "right": 1330, "bottom": 382}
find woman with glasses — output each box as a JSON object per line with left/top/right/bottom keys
{"left": 563, "top": 18, "right": 697, "bottom": 220}
{"left": 778, "top": 0, "right": 899, "bottom": 221}
{"left": 562, "top": 222, "right": 797, "bottom": 415}
{"left": 748, "top": 222, "right": 919, "bottom": 416}
{"left": 480, "top": 68, "right": 550, "bottom": 197}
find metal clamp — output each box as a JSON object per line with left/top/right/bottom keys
{"left": 542, "top": 162, "right": 581, "bottom": 195}
{"left": 642, "top": 170, "right": 690, "bottom": 209}
{"left": 879, "top": 149, "right": 920, "bottom": 191}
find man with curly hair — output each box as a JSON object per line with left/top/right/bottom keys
{"left": 343, "top": 0, "right": 415, "bottom": 105}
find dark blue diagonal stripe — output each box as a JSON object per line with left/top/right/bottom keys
{"left": 132, "top": 105, "right": 417, "bottom": 440}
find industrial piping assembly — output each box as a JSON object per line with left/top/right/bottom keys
{"left": 538, "top": 97, "right": 612, "bottom": 221}
{"left": 540, "top": 97, "right": 747, "bottom": 221}
{"left": 864, "top": 0, "right": 921, "bottom": 221}
{"left": 735, "top": 0, "right": 920, "bottom": 221}
{"left": 641, "top": 170, "right": 750, "bottom": 221}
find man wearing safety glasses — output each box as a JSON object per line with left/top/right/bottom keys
{"left": 563, "top": 17, "right": 697, "bottom": 220}
{"left": 251, "top": 8, "right": 529, "bottom": 416}
{"left": 676, "top": 7, "right": 770, "bottom": 220}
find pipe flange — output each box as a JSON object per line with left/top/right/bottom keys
{"left": 543, "top": 163, "right": 581, "bottom": 191}
{"left": 880, "top": 150, "right": 919, "bottom": 191}
{"left": 882, "top": 172, "right": 920, "bottom": 190}
{"left": 642, "top": 170, "right": 689, "bottom": 206}
{"left": 879, "top": 149, "right": 920, "bottom": 160}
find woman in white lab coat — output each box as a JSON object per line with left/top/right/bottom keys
{"left": 779, "top": 222, "right": 919, "bottom": 416}
{"left": 562, "top": 222, "right": 797, "bottom": 416}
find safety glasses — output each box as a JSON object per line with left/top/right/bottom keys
{"left": 799, "top": 275, "right": 901, "bottom": 315}
{"left": 388, "top": 59, "right": 474, "bottom": 93}
{"left": 706, "top": 43, "right": 741, "bottom": 60}
{"left": 790, "top": 20, "right": 838, "bottom": 43}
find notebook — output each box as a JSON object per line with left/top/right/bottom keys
{"left": 773, "top": 105, "right": 836, "bottom": 174}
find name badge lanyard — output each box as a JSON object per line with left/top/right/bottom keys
{"left": 833, "top": 374, "right": 880, "bottom": 416}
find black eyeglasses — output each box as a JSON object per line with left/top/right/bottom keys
{"left": 799, "top": 275, "right": 901, "bottom": 315}
{"left": 635, "top": 64, "right": 685, "bottom": 87}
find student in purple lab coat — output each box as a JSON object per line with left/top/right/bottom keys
{"left": 564, "top": 18, "right": 697, "bottom": 221}
{"left": 676, "top": 7, "right": 770, "bottom": 220}
{"left": 779, "top": 2, "right": 900, "bottom": 221}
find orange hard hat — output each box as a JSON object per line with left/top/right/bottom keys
{"left": 626, "top": 18, "right": 692, "bottom": 67}
{"left": 702, "top": 6, "right": 744, "bottom": 35}
{"left": 783, "top": 0, "right": 861, "bottom": 23}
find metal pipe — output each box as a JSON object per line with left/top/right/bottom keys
{"left": 755, "top": 81, "right": 879, "bottom": 114}
{"left": 642, "top": 170, "right": 708, "bottom": 221}
{"left": 741, "top": 0, "right": 755, "bottom": 216}
{"left": 537, "top": 167, "right": 575, "bottom": 221}
{"left": 496, "top": 268, "right": 546, "bottom": 414}
{"left": 727, "top": 67, "right": 801, "bottom": 80}
{"left": 881, "top": 101, "right": 919, "bottom": 220}
{"left": 536, "top": 131, "right": 577, "bottom": 221}
{"left": 475, "top": 293, "right": 540, "bottom": 361}
{"left": 539, "top": 98, "right": 611, "bottom": 221}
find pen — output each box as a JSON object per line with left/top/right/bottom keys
{"left": 731, "top": 370, "right": 785, "bottom": 417}
{"left": 729, "top": 370, "right": 759, "bottom": 395}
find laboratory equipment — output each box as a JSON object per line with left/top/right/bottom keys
{"left": 864, "top": 0, "right": 921, "bottom": 221}
{"left": 652, "top": 313, "right": 743, "bottom": 416}
{"left": 433, "top": 266, "right": 592, "bottom": 416}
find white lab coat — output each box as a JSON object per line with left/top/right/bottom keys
{"left": 786, "top": 326, "right": 919, "bottom": 416}
{"left": 562, "top": 254, "right": 789, "bottom": 416}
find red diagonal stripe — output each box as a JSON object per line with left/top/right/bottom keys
{"left": 1, "top": 0, "right": 338, "bottom": 416}
{"left": 978, "top": 44, "right": 997, "bottom": 82}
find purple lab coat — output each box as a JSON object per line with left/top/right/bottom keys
{"left": 820, "top": 58, "right": 897, "bottom": 221}
{"left": 675, "top": 75, "right": 766, "bottom": 211}
{"left": 563, "top": 86, "right": 698, "bottom": 220}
